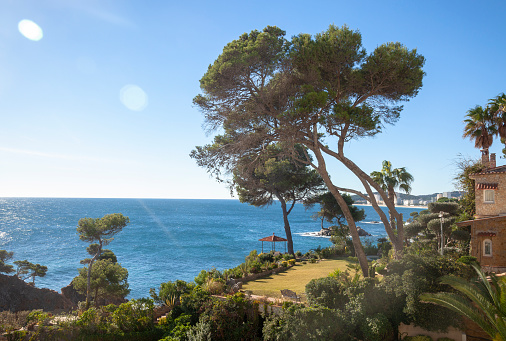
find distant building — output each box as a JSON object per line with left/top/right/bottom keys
{"left": 436, "top": 193, "right": 443, "bottom": 200}
{"left": 443, "top": 191, "right": 452, "bottom": 198}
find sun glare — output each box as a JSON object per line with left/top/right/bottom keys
{"left": 18, "top": 19, "right": 43, "bottom": 41}
{"left": 120, "top": 84, "right": 148, "bottom": 111}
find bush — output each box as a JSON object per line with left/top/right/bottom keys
{"left": 457, "top": 255, "right": 477, "bottom": 264}
{"left": 280, "top": 261, "right": 288, "bottom": 267}
{"left": 305, "top": 277, "right": 347, "bottom": 310}
{"left": 359, "top": 313, "right": 394, "bottom": 341}
{"left": 202, "top": 278, "right": 226, "bottom": 295}
{"left": 259, "top": 252, "right": 274, "bottom": 263}
{"left": 288, "top": 259, "right": 296, "bottom": 266}
{"left": 150, "top": 280, "right": 195, "bottom": 305}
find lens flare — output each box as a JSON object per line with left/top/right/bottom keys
{"left": 120, "top": 85, "right": 148, "bottom": 111}
{"left": 18, "top": 19, "right": 43, "bottom": 41}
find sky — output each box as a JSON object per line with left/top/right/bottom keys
{"left": 0, "top": 0, "right": 505, "bottom": 199}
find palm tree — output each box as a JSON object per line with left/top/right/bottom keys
{"left": 371, "top": 160, "right": 414, "bottom": 229}
{"left": 420, "top": 263, "right": 506, "bottom": 341}
{"left": 489, "top": 93, "right": 506, "bottom": 156}
{"left": 463, "top": 105, "right": 497, "bottom": 155}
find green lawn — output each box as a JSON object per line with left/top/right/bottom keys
{"left": 241, "top": 258, "right": 353, "bottom": 299}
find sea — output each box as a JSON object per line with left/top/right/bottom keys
{"left": 0, "top": 198, "right": 423, "bottom": 299}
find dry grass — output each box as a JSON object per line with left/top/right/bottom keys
{"left": 241, "top": 258, "right": 354, "bottom": 300}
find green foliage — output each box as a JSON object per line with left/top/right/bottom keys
{"left": 73, "top": 259, "right": 130, "bottom": 304}
{"left": 421, "top": 263, "right": 506, "bottom": 341}
{"left": 263, "top": 305, "right": 350, "bottom": 341}
{"left": 0, "top": 250, "right": 14, "bottom": 274}
{"left": 199, "top": 293, "right": 262, "bottom": 340}
{"left": 428, "top": 202, "right": 460, "bottom": 215}
{"left": 359, "top": 313, "right": 394, "bottom": 341}
{"left": 456, "top": 255, "right": 477, "bottom": 264}
{"left": 77, "top": 213, "right": 129, "bottom": 244}
{"left": 77, "top": 213, "right": 129, "bottom": 308}
{"left": 112, "top": 299, "right": 155, "bottom": 333}
{"left": 381, "top": 252, "right": 470, "bottom": 332}
{"left": 150, "top": 280, "right": 195, "bottom": 305}
{"left": 305, "top": 277, "right": 347, "bottom": 309}
{"left": 305, "top": 192, "right": 365, "bottom": 227}
{"left": 454, "top": 157, "right": 487, "bottom": 220}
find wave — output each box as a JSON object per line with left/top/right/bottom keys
{"left": 295, "top": 232, "right": 331, "bottom": 239}
{"left": 362, "top": 221, "right": 382, "bottom": 224}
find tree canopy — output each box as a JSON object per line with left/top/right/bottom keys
{"left": 194, "top": 24, "right": 425, "bottom": 276}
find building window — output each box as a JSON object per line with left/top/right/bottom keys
{"left": 484, "top": 190, "right": 495, "bottom": 203}
{"left": 483, "top": 239, "right": 492, "bottom": 257}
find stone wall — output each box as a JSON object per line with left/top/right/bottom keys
{"left": 470, "top": 216, "right": 506, "bottom": 269}
{"left": 474, "top": 172, "right": 506, "bottom": 217}
{"left": 0, "top": 274, "right": 73, "bottom": 312}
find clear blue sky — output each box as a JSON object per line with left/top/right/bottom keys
{"left": 0, "top": 0, "right": 505, "bottom": 199}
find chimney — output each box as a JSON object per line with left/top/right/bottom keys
{"left": 481, "top": 149, "right": 489, "bottom": 165}
{"left": 489, "top": 153, "right": 496, "bottom": 168}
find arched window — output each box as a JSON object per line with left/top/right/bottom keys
{"left": 483, "top": 239, "right": 492, "bottom": 257}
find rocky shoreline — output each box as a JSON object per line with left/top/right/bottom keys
{"left": 316, "top": 227, "right": 371, "bottom": 237}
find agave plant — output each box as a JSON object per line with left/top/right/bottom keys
{"left": 420, "top": 263, "right": 506, "bottom": 341}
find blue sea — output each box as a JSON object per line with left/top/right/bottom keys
{"left": 0, "top": 198, "right": 423, "bottom": 299}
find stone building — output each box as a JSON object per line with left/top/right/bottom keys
{"left": 457, "top": 151, "right": 506, "bottom": 272}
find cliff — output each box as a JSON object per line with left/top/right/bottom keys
{"left": 0, "top": 274, "right": 73, "bottom": 312}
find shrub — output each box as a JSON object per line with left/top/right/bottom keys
{"left": 457, "top": 255, "right": 477, "bottom": 264}
{"left": 111, "top": 298, "right": 155, "bottom": 333}
{"left": 280, "top": 261, "right": 288, "bottom": 267}
{"left": 359, "top": 313, "right": 394, "bottom": 341}
{"left": 295, "top": 251, "right": 302, "bottom": 257}
{"left": 305, "top": 277, "right": 347, "bottom": 310}
{"left": 259, "top": 252, "right": 274, "bottom": 263}
{"left": 150, "top": 280, "right": 195, "bottom": 305}
{"left": 288, "top": 259, "right": 296, "bottom": 266}
{"left": 203, "top": 278, "right": 226, "bottom": 295}
{"left": 249, "top": 260, "right": 262, "bottom": 274}
{"left": 0, "top": 310, "right": 30, "bottom": 333}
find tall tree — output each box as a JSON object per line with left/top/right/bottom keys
{"left": 77, "top": 213, "right": 129, "bottom": 308}
{"left": 370, "top": 160, "right": 414, "bottom": 230}
{"left": 463, "top": 105, "right": 496, "bottom": 155}
{"left": 194, "top": 25, "right": 425, "bottom": 276}
{"left": 233, "top": 144, "right": 325, "bottom": 255}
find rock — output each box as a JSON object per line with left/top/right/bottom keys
{"left": 0, "top": 274, "right": 73, "bottom": 312}
{"left": 231, "top": 282, "right": 243, "bottom": 293}
{"left": 61, "top": 281, "right": 127, "bottom": 307}
{"left": 357, "top": 227, "right": 371, "bottom": 237}
{"left": 318, "top": 228, "right": 332, "bottom": 236}
{"left": 61, "top": 282, "right": 86, "bottom": 308}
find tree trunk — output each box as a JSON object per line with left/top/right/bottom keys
{"left": 326, "top": 143, "right": 404, "bottom": 256}
{"left": 388, "top": 186, "right": 396, "bottom": 231}
{"left": 312, "top": 149, "right": 369, "bottom": 277}
{"left": 86, "top": 241, "right": 102, "bottom": 309}
{"left": 277, "top": 195, "right": 295, "bottom": 255}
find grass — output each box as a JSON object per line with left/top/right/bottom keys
{"left": 241, "top": 257, "right": 355, "bottom": 300}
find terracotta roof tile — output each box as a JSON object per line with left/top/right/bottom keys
{"left": 473, "top": 165, "right": 506, "bottom": 175}
{"left": 476, "top": 183, "right": 499, "bottom": 190}
{"left": 477, "top": 232, "right": 497, "bottom": 237}
{"left": 259, "top": 233, "right": 288, "bottom": 242}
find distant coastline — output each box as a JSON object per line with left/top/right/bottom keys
{"left": 355, "top": 203, "right": 427, "bottom": 209}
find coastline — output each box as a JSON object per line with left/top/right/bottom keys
{"left": 355, "top": 203, "right": 427, "bottom": 209}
